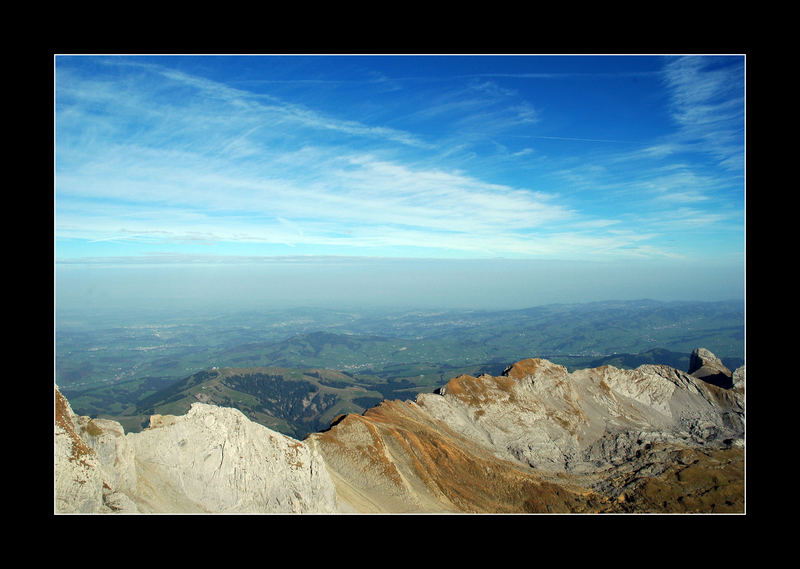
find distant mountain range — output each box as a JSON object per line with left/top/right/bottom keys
{"left": 56, "top": 299, "right": 744, "bottom": 435}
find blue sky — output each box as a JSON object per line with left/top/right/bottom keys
{"left": 54, "top": 55, "right": 745, "bottom": 310}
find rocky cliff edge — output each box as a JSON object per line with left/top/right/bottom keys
{"left": 55, "top": 386, "right": 337, "bottom": 513}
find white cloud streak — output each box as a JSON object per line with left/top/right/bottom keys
{"left": 55, "top": 57, "right": 740, "bottom": 262}
{"left": 661, "top": 56, "right": 745, "bottom": 171}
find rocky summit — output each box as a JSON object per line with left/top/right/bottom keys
{"left": 54, "top": 348, "right": 745, "bottom": 514}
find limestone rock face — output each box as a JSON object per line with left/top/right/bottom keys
{"left": 54, "top": 388, "right": 337, "bottom": 513}
{"left": 54, "top": 387, "right": 137, "bottom": 513}
{"left": 127, "top": 404, "right": 337, "bottom": 513}
{"left": 415, "top": 358, "right": 743, "bottom": 474}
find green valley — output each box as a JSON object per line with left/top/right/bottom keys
{"left": 55, "top": 299, "right": 745, "bottom": 437}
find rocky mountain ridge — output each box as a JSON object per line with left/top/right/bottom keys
{"left": 54, "top": 347, "right": 744, "bottom": 513}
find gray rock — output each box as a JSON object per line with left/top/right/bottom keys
{"left": 418, "top": 356, "right": 743, "bottom": 474}
{"left": 688, "top": 347, "right": 733, "bottom": 388}
{"left": 54, "top": 387, "right": 116, "bottom": 513}
{"left": 127, "top": 404, "right": 338, "bottom": 513}
{"left": 54, "top": 387, "right": 338, "bottom": 514}
{"left": 733, "top": 365, "right": 746, "bottom": 390}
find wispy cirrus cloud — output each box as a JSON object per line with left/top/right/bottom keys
{"left": 61, "top": 58, "right": 432, "bottom": 151}
{"left": 55, "top": 56, "right": 743, "bottom": 265}
{"left": 56, "top": 142, "right": 587, "bottom": 257}
{"left": 660, "top": 56, "right": 745, "bottom": 171}
{"left": 394, "top": 77, "right": 541, "bottom": 147}
{"left": 56, "top": 59, "right": 588, "bottom": 260}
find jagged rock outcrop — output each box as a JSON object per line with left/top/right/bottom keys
{"left": 55, "top": 389, "right": 337, "bottom": 513}
{"left": 55, "top": 348, "right": 745, "bottom": 514}
{"left": 689, "top": 347, "right": 734, "bottom": 388}
{"left": 416, "top": 357, "right": 743, "bottom": 473}
{"left": 55, "top": 386, "right": 138, "bottom": 513}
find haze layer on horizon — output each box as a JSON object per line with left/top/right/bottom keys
{"left": 55, "top": 257, "right": 744, "bottom": 320}
{"left": 54, "top": 55, "right": 745, "bottom": 316}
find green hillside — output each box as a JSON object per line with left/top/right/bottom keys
{"left": 56, "top": 299, "right": 745, "bottom": 436}
{"left": 117, "top": 367, "right": 359, "bottom": 438}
